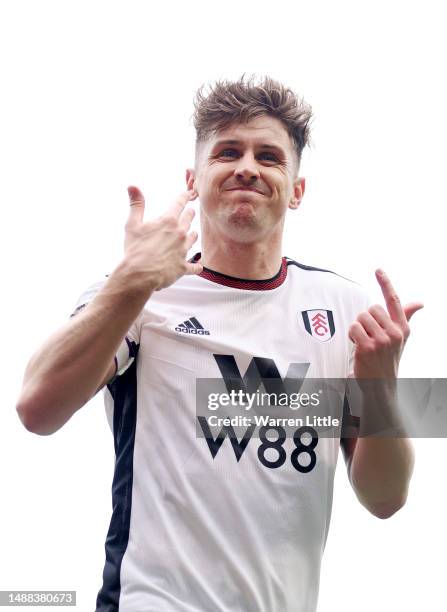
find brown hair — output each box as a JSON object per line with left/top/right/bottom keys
{"left": 192, "top": 74, "right": 313, "bottom": 169}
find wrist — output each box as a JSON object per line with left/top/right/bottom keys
{"left": 110, "top": 258, "right": 159, "bottom": 298}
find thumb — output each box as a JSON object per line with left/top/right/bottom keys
{"left": 127, "top": 185, "right": 145, "bottom": 224}
{"left": 403, "top": 302, "right": 424, "bottom": 322}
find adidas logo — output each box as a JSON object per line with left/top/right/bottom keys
{"left": 175, "top": 317, "right": 210, "bottom": 335}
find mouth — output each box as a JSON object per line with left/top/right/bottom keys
{"left": 227, "top": 187, "right": 262, "bottom": 194}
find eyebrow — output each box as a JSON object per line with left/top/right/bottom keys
{"left": 211, "top": 139, "right": 287, "bottom": 156}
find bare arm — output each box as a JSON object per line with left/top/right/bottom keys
{"left": 16, "top": 260, "right": 154, "bottom": 435}
{"left": 346, "top": 269, "right": 422, "bottom": 518}
{"left": 16, "top": 186, "right": 202, "bottom": 436}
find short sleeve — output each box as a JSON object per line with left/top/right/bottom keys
{"left": 69, "top": 275, "right": 142, "bottom": 383}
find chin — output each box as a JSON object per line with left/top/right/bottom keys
{"left": 224, "top": 215, "right": 262, "bottom": 242}
{"left": 228, "top": 205, "right": 256, "bottom": 223}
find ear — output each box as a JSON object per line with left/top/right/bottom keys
{"left": 289, "top": 177, "right": 305, "bottom": 210}
{"left": 185, "top": 168, "right": 196, "bottom": 194}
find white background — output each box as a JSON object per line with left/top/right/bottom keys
{"left": 1, "top": 0, "right": 445, "bottom": 610}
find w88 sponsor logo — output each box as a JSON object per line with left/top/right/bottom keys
{"left": 197, "top": 418, "right": 318, "bottom": 473}
{"left": 203, "top": 354, "right": 319, "bottom": 472}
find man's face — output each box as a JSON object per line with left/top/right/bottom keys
{"left": 186, "top": 115, "right": 305, "bottom": 244}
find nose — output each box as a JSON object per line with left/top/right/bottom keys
{"left": 233, "top": 153, "right": 260, "bottom": 184}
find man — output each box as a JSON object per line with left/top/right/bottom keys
{"left": 16, "top": 75, "right": 422, "bottom": 611}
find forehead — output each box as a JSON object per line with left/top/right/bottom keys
{"left": 206, "top": 115, "right": 294, "bottom": 154}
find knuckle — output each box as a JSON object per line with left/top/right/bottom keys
{"left": 368, "top": 304, "right": 382, "bottom": 314}
{"left": 357, "top": 311, "right": 369, "bottom": 324}
{"left": 162, "top": 215, "right": 177, "bottom": 228}
{"left": 389, "top": 325, "right": 404, "bottom": 342}
{"left": 363, "top": 341, "right": 376, "bottom": 354}
{"left": 357, "top": 341, "right": 372, "bottom": 355}
{"left": 349, "top": 321, "right": 360, "bottom": 333}
{"left": 377, "top": 334, "right": 391, "bottom": 348}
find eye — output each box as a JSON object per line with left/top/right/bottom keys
{"left": 258, "top": 152, "right": 278, "bottom": 162}
{"left": 219, "top": 149, "right": 239, "bottom": 158}
{"left": 215, "top": 149, "right": 280, "bottom": 162}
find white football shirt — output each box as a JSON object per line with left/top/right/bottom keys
{"left": 70, "top": 254, "right": 370, "bottom": 612}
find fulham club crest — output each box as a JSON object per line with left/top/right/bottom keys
{"left": 301, "top": 309, "right": 335, "bottom": 342}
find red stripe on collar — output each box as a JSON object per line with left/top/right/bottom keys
{"left": 190, "top": 253, "right": 288, "bottom": 290}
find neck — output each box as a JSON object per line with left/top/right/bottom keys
{"left": 200, "top": 234, "right": 283, "bottom": 280}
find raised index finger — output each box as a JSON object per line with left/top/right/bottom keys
{"left": 165, "top": 190, "right": 196, "bottom": 219}
{"left": 375, "top": 268, "right": 407, "bottom": 326}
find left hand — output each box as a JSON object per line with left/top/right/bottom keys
{"left": 348, "top": 269, "right": 423, "bottom": 379}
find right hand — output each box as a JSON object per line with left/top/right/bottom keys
{"left": 123, "top": 186, "right": 203, "bottom": 291}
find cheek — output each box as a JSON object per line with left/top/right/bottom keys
{"left": 197, "top": 175, "right": 223, "bottom": 208}
{"left": 279, "top": 178, "right": 294, "bottom": 200}
{"left": 198, "top": 168, "right": 221, "bottom": 191}
{"left": 270, "top": 181, "right": 287, "bottom": 201}
{"left": 267, "top": 171, "right": 288, "bottom": 193}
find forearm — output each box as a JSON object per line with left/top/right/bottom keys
{"left": 350, "top": 434, "right": 415, "bottom": 518}
{"left": 348, "top": 385, "right": 415, "bottom": 517}
{"left": 16, "top": 259, "right": 154, "bottom": 434}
